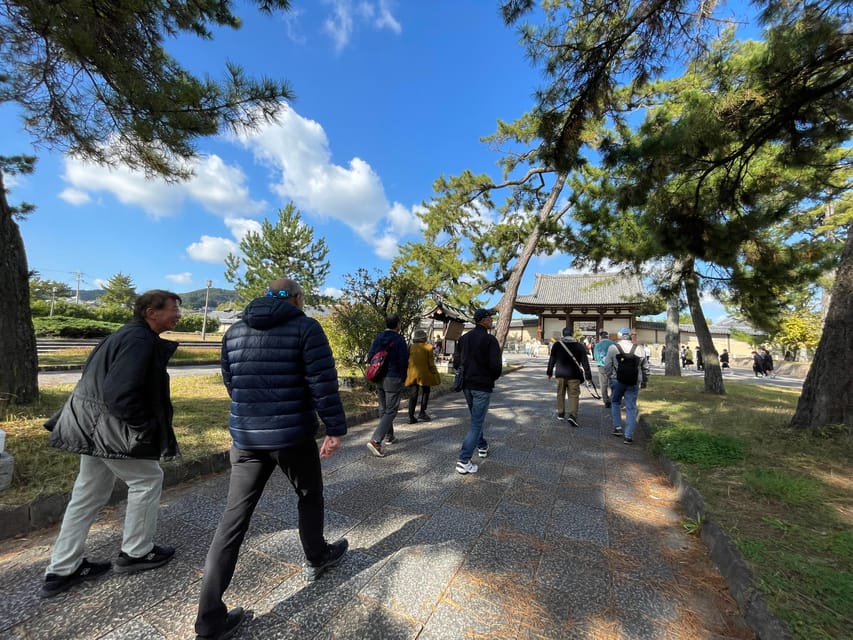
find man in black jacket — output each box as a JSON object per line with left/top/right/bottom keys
{"left": 547, "top": 327, "right": 593, "bottom": 427}
{"left": 365, "top": 313, "right": 409, "bottom": 457}
{"left": 452, "top": 308, "right": 502, "bottom": 474}
{"left": 194, "top": 278, "right": 348, "bottom": 640}
{"left": 40, "top": 290, "right": 182, "bottom": 598}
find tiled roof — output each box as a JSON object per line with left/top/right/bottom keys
{"left": 515, "top": 273, "right": 646, "bottom": 307}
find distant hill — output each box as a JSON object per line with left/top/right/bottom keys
{"left": 179, "top": 288, "right": 239, "bottom": 308}
{"left": 72, "top": 288, "right": 239, "bottom": 308}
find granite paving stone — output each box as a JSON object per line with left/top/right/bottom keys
{"left": 547, "top": 498, "right": 610, "bottom": 546}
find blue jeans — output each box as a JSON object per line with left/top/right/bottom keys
{"left": 610, "top": 380, "right": 639, "bottom": 438}
{"left": 459, "top": 388, "right": 490, "bottom": 463}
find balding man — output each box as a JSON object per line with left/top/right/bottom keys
{"left": 194, "top": 278, "right": 348, "bottom": 640}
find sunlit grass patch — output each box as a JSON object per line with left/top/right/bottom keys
{"left": 649, "top": 425, "right": 745, "bottom": 467}
{"left": 642, "top": 376, "right": 853, "bottom": 640}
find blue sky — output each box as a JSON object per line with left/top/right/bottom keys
{"left": 5, "top": 1, "right": 758, "bottom": 320}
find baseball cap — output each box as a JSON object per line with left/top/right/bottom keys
{"left": 617, "top": 327, "right": 631, "bottom": 337}
{"left": 473, "top": 308, "right": 497, "bottom": 322}
{"left": 599, "top": 330, "right": 609, "bottom": 337}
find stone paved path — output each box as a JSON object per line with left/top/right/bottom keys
{"left": 1, "top": 359, "right": 755, "bottom": 639}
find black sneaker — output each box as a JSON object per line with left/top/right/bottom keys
{"left": 305, "top": 539, "right": 348, "bottom": 581}
{"left": 477, "top": 444, "right": 489, "bottom": 458}
{"left": 567, "top": 415, "right": 580, "bottom": 428}
{"left": 39, "top": 558, "right": 111, "bottom": 598}
{"left": 114, "top": 544, "right": 175, "bottom": 574}
{"left": 384, "top": 435, "right": 398, "bottom": 445}
{"left": 417, "top": 413, "right": 432, "bottom": 422}
{"left": 623, "top": 437, "right": 634, "bottom": 444}
{"left": 408, "top": 416, "right": 418, "bottom": 424}
{"left": 612, "top": 426, "right": 623, "bottom": 437}
{"left": 196, "top": 607, "right": 245, "bottom": 640}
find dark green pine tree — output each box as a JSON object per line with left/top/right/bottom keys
{"left": 0, "top": 0, "right": 296, "bottom": 406}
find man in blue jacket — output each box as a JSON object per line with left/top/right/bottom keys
{"left": 452, "top": 308, "right": 502, "bottom": 474}
{"left": 365, "top": 313, "right": 409, "bottom": 457}
{"left": 194, "top": 278, "right": 348, "bottom": 640}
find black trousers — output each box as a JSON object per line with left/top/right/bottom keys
{"left": 407, "top": 384, "right": 431, "bottom": 417}
{"left": 195, "top": 440, "right": 326, "bottom": 636}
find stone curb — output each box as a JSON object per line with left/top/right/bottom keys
{"left": 646, "top": 420, "right": 793, "bottom": 640}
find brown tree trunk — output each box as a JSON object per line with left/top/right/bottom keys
{"left": 493, "top": 172, "right": 568, "bottom": 349}
{"left": 664, "top": 259, "right": 684, "bottom": 377}
{"left": 683, "top": 258, "right": 725, "bottom": 395}
{"left": 0, "top": 173, "right": 39, "bottom": 409}
{"left": 791, "top": 226, "right": 853, "bottom": 431}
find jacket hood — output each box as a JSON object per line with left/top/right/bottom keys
{"left": 243, "top": 296, "right": 304, "bottom": 330}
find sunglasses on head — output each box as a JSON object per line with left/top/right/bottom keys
{"left": 266, "top": 289, "right": 298, "bottom": 298}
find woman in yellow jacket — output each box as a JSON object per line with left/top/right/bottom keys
{"left": 406, "top": 329, "right": 442, "bottom": 423}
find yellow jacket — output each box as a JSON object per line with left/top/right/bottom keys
{"left": 405, "top": 342, "right": 441, "bottom": 386}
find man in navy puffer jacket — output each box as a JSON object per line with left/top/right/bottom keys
{"left": 194, "top": 278, "right": 348, "bottom": 640}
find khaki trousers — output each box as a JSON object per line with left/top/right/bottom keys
{"left": 556, "top": 378, "right": 581, "bottom": 417}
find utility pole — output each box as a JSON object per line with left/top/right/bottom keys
{"left": 49, "top": 287, "right": 56, "bottom": 317}
{"left": 74, "top": 271, "right": 83, "bottom": 304}
{"left": 201, "top": 279, "right": 213, "bottom": 341}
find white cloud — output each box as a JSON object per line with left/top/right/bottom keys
{"left": 60, "top": 152, "right": 266, "bottom": 219}
{"left": 224, "top": 217, "right": 263, "bottom": 242}
{"left": 58, "top": 187, "right": 91, "bottom": 206}
{"left": 186, "top": 236, "right": 239, "bottom": 263}
{"left": 374, "top": 0, "right": 402, "bottom": 33}
{"left": 323, "top": 0, "right": 354, "bottom": 51}
{"left": 93, "top": 278, "right": 108, "bottom": 289}
{"left": 322, "top": 0, "right": 401, "bottom": 51}
{"left": 323, "top": 287, "right": 343, "bottom": 298}
{"left": 281, "top": 8, "right": 306, "bottom": 44}
{"left": 166, "top": 272, "right": 193, "bottom": 285}
{"left": 386, "top": 201, "right": 422, "bottom": 237}
{"left": 235, "top": 104, "right": 411, "bottom": 256}
{"left": 185, "top": 217, "right": 262, "bottom": 265}
{"left": 373, "top": 234, "right": 400, "bottom": 260}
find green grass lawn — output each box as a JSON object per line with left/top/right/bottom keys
{"left": 0, "top": 373, "right": 383, "bottom": 507}
{"left": 641, "top": 377, "right": 852, "bottom": 640}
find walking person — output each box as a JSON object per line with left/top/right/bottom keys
{"left": 547, "top": 327, "right": 593, "bottom": 426}
{"left": 752, "top": 350, "right": 765, "bottom": 377}
{"left": 365, "top": 313, "right": 408, "bottom": 456}
{"left": 605, "top": 327, "right": 650, "bottom": 444}
{"left": 194, "top": 278, "right": 348, "bottom": 640}
{"left": 761, "top": 348, "right": 775, "bottom": 377}
{"left": 452, "top": 308, "right": 502, "bottom": 474}
{"left": 40, "top": 290, "right": 183, "bottom": 598}
{"left": 406, "top": 329, "right": 441, "bottom": 423}
{"left": 592, "top": 329, "right": 615, "bottom": 408}
{"left": 720, "top": 349, "right": 730, "bottom": 371}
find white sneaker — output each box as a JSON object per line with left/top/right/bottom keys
{"left": 456, "top": 460, "right": 478, "bottom": 475}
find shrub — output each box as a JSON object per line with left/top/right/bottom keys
{"left": 95, "top": 304, "right": 133, "bottom": 324}
{"left": 33, "top": 317, "right": 121, "bottom": 338}
{"left": 176, "top": 314, "right": 220, "bottom": 333}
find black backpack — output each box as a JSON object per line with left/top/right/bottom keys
{"left": 614, "top": 344, "right": 640, "bottom": 385}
